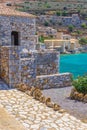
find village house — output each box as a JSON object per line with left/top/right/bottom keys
{"left": 0, "top": 3, "right": 37, "bottom": 87}
{"left": 37, "top": 26, "right": 57, "bottom": 38}
{"left": 0, "top": 4, "right": 71, "bottom": 88}
{"left": 62, "top": 14, "right": 81, "bottom": 26}
{"left": 37, "top": 14, "right": 82, "bottom": 27}
{"left": 44, "top": 33, "right": 80, "bottom": 53}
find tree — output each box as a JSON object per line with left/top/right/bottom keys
{"left": 62, "top": 11, "right": 68, "bottom": 16}
{"left": 79, "top": 38, "right": 87, "bottom": 45}
{"left": 76, "top": 30, "right": 82, "bottom": 35}
{"left": 77, "top": 8, "right": 81, "bottom": 14}
{"left": 81, "top": 23, "right": 87, "bottom": 29}
{"left": 39, "top": 35, "right": 44, "bottom": 43}
{"left": 44, "top": 21, "right": 49, "bottom": 26}
{"left": 56, "top": 11, "right": 62, "bottom": 16}
{"left": 46, "top": 5, "right": 51, "bottom": 8}
{"left": 68, "top": 25, "right": 74, "bottom": 32}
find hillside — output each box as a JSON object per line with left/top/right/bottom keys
{"left": 14, "top": 0, "right": 87, "bottom": 13}
{"left": 0, "top": 0, "right": 23, "bottom": 3}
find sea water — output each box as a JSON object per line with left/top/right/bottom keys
{"left": 60, "top": 53, "right": 87, "bottom": 78}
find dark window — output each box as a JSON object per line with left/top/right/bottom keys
{"left": 11, "top": 31, "right": 19, "bottom": 46}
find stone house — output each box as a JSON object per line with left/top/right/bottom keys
{"left": 37, "top": 26, "right": 57, "bottom": 38}
{"left": 0, "top": 4, "right": 71, "bottom": 88}
{"left": 44, "top": 33, "right": 80, "bottom": 53}
{"left": 62, "top": 14, "right": 81, "bottom": 26}
{"left": 0, "top": 4, "right": 37, "bottom": 48}
{"left": 62, "top": 34, "right": 71, "bottom": 40}
{"left": 0, "top": 4, "right": 37, "bottom": 87}
{"left": 37, "top": 14, "right": 81, "bottom": 27}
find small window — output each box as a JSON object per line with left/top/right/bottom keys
{"left": 11, "top": 31, "right": 19, "bottom": 46}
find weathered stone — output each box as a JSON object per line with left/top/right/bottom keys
{"left": 34, "top": 73, "right": 72, "bottom": 89}
{"left": 0, "top": 9, "right": 72, "bottom": 90}
{"left": 83, "top": 94, "right": 87, "bottom": 103}
{"left": 0, "top": 84, "right": 87, "bottom": 130}
{"left": 70, "top": 89, "right": 87, "bottom": 103}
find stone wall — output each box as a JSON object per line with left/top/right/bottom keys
{"left": 38, "top": 14, "right": 81, "bottom": 27}
{"left": 20, "top": 58, "right": 36, "bottom": 86}
{"left": 0, "top": 46, "right": 1, "bottom": 75}
{"left": 36, "top": 50, "right": 59, "bottom": 76}
{"left": 0, "top": 46, "right": 60, "bottom": 87}
{"left": 0, "top": 46, "right": 72, "bottom": 88}
{"left": 34, "top": 73, "right": 72, "bottom": 89}
{"left": 9, "top": 47, "right": 20, "bottom": 87}
{"left": 0, "top": 16, "right": 37, "bottom": 50}
{"left": 0, "top": 47, "right": 9, "bottom": 84}
{"left": 0, "top": 46, "right": 20, "bottom": 87}
{"left": 0, "top": 46, "right": 36, "bottom": 87}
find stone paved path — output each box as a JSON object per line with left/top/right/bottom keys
{"left": 42, "top": 87, "right": 87, "bottom": 122}
{"left": 0, "top": 105, "right": 26, "bottom": 130}
{"left": 0, "top": 80, "right": 87, "bottom": 130}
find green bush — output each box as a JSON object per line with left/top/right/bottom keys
{"left": 44, "top": 21, "right": 49, "bottom": 26}
{"left": 39, "top": 35, "right": 44, "bottom": 43}
{"left": 72, "top": 75, "right": 87, "bottom": 94}
{"left": 62, "top": 11, "right": 68, "bottom": 16}
{"left": 68, "top": 25, "right": 74, "bottom": 32}
{"left": 81, "top": 23, "right": 87, "bottom": 29}
{"left": 76, "top": 30, "right": 82, "bottom": 35}
{"left": 56, "top": 11, "right": 62, "bottom": 16}
{"left": 79, "top": 38, "right": 87, "bottom": 45}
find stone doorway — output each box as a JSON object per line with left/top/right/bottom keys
{"left": 11, "top": 31, "right": 19, "bottom": 46}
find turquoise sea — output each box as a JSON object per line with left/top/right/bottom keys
{"left": 60, "top": 53, "right": 87, "bottom": 78}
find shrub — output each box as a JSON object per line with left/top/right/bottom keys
{"left": 68, "top": 25, "right": 74, "bottom": 32}
{"left": 39, "top": 35, "right": 44, "bottom": 43}
{"left": 76, "top": 30, "right": 82, "bottom": 35}
{"left": 81, "top": 23, "right": 87, "bottom": 29}
{"left": 62, "top": 11, "right": 68, "bottom": 16}
{"left": 72, "top": 75, "right": 87, "bottom": 94}
{"left": 79, "top": 38, "right": 87, "bottom": 45}
{"left": 44, "top": 21, "right": 49, "bottom": 26}
{"left": 56, "top": 11, "right": 62, "bottom": 16}
{"left": 46, "top": 5, "right": 51, "bottom": 8}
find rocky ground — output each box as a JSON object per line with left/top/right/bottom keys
{"left": 42, "top": 86, "right": 87, "bottom": 123}
{"left": 0, "top": 80, "right": 87, "bottom": 130}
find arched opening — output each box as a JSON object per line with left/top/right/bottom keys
{"left": 11, "top": 31, "right": 19, "bottom": 46}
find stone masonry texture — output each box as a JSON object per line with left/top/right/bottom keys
{"left": 0, "top": 81, "right": 87, "bottom": 130}
{"left": 34, "top": 73, "right": 72, "bottom": 89}
{"left": 36, "top": 50, "right": 59, "bottom": 76}
{"left": 0, "top": 45, "right": 72, "bottom": 88}
{"left": 0, "top": 16, "right": 37, "bottom": 48}
{"left": 0, "top": 14, "right": 72, "bottom": 89}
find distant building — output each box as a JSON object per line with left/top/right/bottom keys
{"left": 37, "top": 26, "right": 57, "bottom": 38}
{"left": 0, "top": 3, "right": 71, "bottom": 89}
{"left": 37, "top": 14, "right": 82, "bottom": 27}
{"left": 44, "top": 33, "right": 80, "bottom": 53}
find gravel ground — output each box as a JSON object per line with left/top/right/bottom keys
{"left": 42, "top": 86, "right": 87, "bottom": 123}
